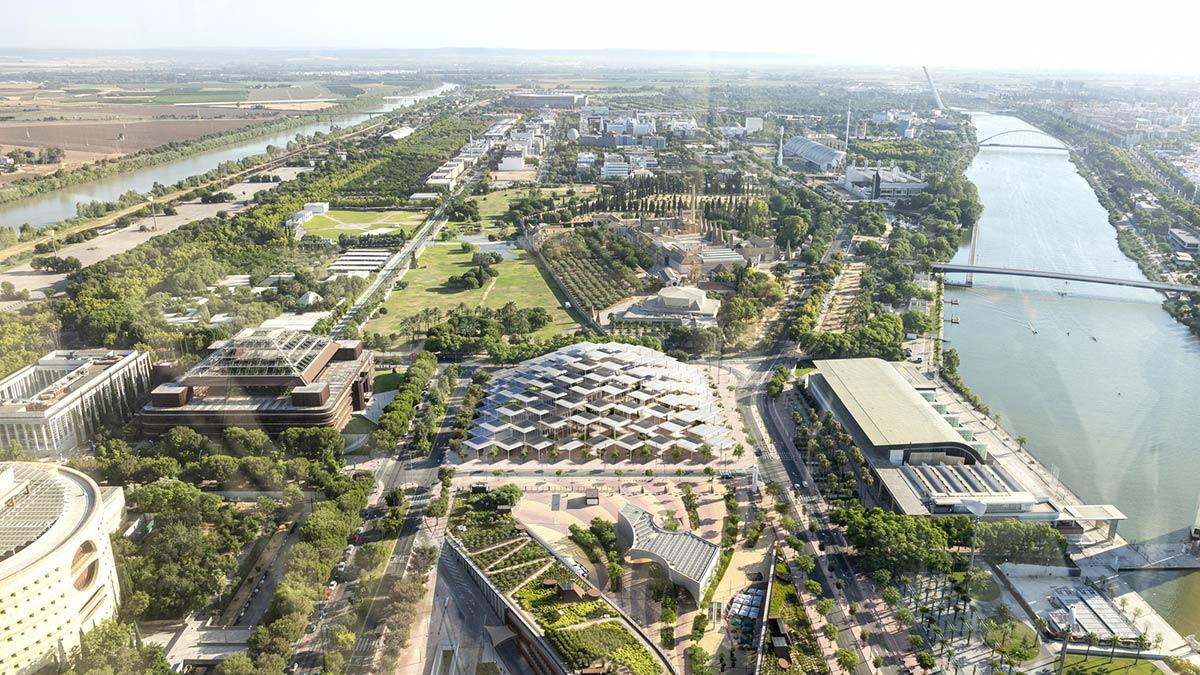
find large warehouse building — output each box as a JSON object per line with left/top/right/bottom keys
{"left": 0, "top": 462, "right": 125, "bottom": 673}
{"left": 0, "top": 349, "right": 151, "bottom": 457}
{"left": 805, "top": 358, "right": 1126, "bottom": 539}
{"left": 139, "top": 329, "right": 374, "bottom": 435}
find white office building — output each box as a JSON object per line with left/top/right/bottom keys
{"left": 0, "top": 350, "right": 151, "bottom": 457}
{"left": 0, "top": 462, "right": 125, "bottom": 673}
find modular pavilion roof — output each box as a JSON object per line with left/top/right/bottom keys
{"left": 619, "top": 502, "right": 718, "bottom": 599}
{"left": 466, "top": 342, "right": 733, "bottom": 457}
{"left": 812, "top": 358, "right": 969, "bottom": 451}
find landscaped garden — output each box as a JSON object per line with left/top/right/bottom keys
{"left": 762, "top": 571, "right": 829, "bottom": 675}
{"left": 448, "top": 487, "right": 663, "bottom": 674}
{"left": 363, "top": 244, "right": 577, "bottom": 341}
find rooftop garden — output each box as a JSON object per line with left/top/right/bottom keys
{"left": 448, "top": 486, "right": 663, "bottom": 674}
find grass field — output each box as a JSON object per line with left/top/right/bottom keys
{"left": 1063, "top": 655, "right": 1159, "bottom": 675}
{"left": 364, "top": 243, "right": 578, "bottom": 340}
{"left": 303, "top": 209, "right": 427, "bottom": 240}
{"left": 373, "top": 368, "right": 406, "bottom": 392}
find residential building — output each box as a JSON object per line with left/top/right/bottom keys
{"left": 0, "top": 462, "right": 125, "bottom": 673}
{"left": 139, "top": 329, "right": 374, "bottom": 435}
{"left": 0, "top": 350, "right": 151, "bottom": 457}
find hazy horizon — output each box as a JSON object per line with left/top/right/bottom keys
{"left": 6, "top": 0, "right": 1200, "bottom": 75}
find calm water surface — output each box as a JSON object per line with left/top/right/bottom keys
{"left": 946, "top": 112, "right": 1200, "bottom": 636}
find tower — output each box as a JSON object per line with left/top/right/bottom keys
{"left": 844, "top": 105, "right": 852, "bottom": 151}
{"left": 776, "top": 122, "right": 785, "bottom": 167}
{"left": 924, "top": 66, "right": 946, "bottom": 111}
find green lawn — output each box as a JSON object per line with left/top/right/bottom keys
{"left": 373, "top": 368, "right": 406, "bottom": 392}
{"left": 151, "top": 88, "right": 248, "bottom": 104}
{"left": 1063, "top": 654, "right": 1159, "bottom": 675}
{"left": 341, "top": 415, "right": 377, "bottom": 435}
{"left": 364, "top": 243, "right": 578, "bottom": 340}
{"left": 303, "top": 209, "right": 427, "bottom": 240}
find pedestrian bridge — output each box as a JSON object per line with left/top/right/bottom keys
{"left": 932, "top": 263, "right": 1200, "bottom": 294}
{"left": 976, "top": 129, "right": 1071, "bottom": 151}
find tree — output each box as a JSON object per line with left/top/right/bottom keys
{"left": 823, "top": 623, "right": 839, "bottom": 641}
{"left": 794, "top": 554, "right": 816, "bottom": 576}
{"left": 215, "top": 654, "right": 259, "bottom": 675}
{"left": 71, "top": 620, "right": 172, "bottom": 673}
{"left": 916, "top": 651, "right": 937, "bottom": 673}
{"left": 836, "top": 648, "right": 860, "bottom": 672}
{"left": 1083, "top": 632, "right": 1100, "bottom": 659}
{"left": 1105, "top": 635, "right": 1122, "bottom": 662}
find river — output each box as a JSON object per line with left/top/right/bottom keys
{"left": 945, "top": 112, "right": 1200, "bottom": 637}
{"left": 0, "top": 82, "right": 457, "bottom": 230}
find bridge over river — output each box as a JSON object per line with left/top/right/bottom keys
{"left": 933, "top": 262, "right": 1200, "bottom": 294}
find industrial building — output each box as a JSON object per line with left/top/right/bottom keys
{"left": 139, "top": 329, "right": 374, "bottom": 435}
{"left": 0, "top": 462, "right": 125, "bottom": 673}
{"left": 618, "top": 502, "right": 719, "bottom": 600}
{"left": 465, "top": 342, "right": 735, "bottom": 460}
{"left": 804, "top": 358, "right": 1126, "bottom": 539}
{"left": 0, "top": 349, "right": 151, "bottom": 457}
{"left": 840, "top": 166, "right": 929, "bottom": 201}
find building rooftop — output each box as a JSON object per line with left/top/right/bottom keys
{"left": 186, "top": 329, "right": 336, "bottom": 387}
{"left": 468, "top": 342, "right": 733, "bottom": 456}
{"left": 812, "top": 358, "right": 968, "bottom": 450}
{"left": 0, "top": 349, "right": 141, "bottom": 418}
{"left": 620, "top": 502, "right": 718, "bottom": 593}
{"left": 783, "top": 137, "right": 846, "bottom": 168}
{"left": 0, "top": 463, "right": 97, "bottom": 577}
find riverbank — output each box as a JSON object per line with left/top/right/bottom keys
{"left": 0, "top": 83, "right": 457, "bottom": 270}
{"left": 946, "top": 111, "right": 1200, "bottom": 639}
{"left": 0, "top": 80, "right": 441, "bottom": 207}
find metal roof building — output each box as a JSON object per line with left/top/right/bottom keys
{"left": 808, "top": 358, "right": 984, "bottom": 465}
{"left": 617, "top": 502, "right": 719, "bottom": 600}
{"left": 782, "top": 137, "right": 846, "bottom": 172}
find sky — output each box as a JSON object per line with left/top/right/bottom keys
{"left": 6, "top": 0, "right": 1200, "bottom": 74}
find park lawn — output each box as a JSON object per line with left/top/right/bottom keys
{"left": 452, "top": 186, "right": 597, "bottom": 238}
{"left": 364, "top": 243, "right": 579, "bottom": 340}
{"left": 302, "top": 209, "right": 426, "bottom": 240}
{"left": 1063, "top": 655, "right": 1159, "bottom": 675}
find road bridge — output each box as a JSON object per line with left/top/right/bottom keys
{"left": 932, "top": 263, "right": 1200, "bottom": 294}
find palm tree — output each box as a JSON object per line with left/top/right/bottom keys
{"left": 1104, "top": 635, "right": 1121, "bottom": 662}
{"left": 1083, "top": 632, "right": 1100, "bottom": 660}
{"left": 1132, "top": 634, "right": 1150, "bottom": 664}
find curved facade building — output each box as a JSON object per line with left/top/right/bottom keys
{"left": 0, "top": 463, "right": 124, "bottom": 673}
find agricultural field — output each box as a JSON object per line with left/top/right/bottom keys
{"left": 364, "top": 243, "right": 578, "bottom": 339}
{"left": 301, "top": 209, "right": 427, "bottom": 240}
{"left": 0, "top": 119, "right": 264, "bottom": 154}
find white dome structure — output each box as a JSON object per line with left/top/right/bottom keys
{"left": 566, "top": 127, "right": 580, "bottom": 141}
